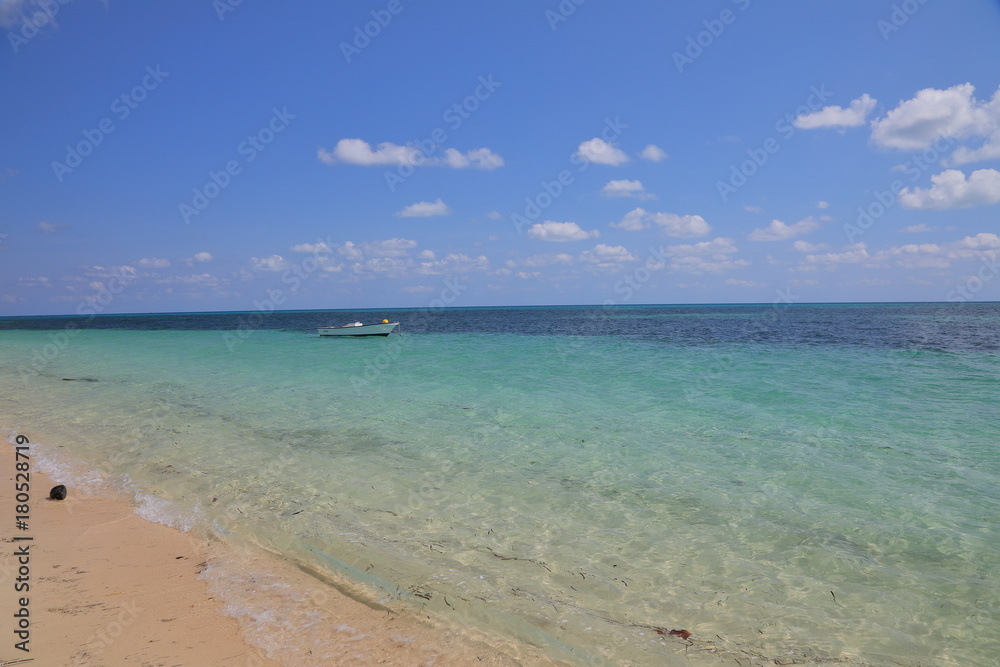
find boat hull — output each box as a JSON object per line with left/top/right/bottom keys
{"left": 317, "top": 322, "right": 399, "bottom": 337}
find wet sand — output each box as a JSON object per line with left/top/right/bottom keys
{"left": 0, "top": 432, "right": 556, "bottom": 666}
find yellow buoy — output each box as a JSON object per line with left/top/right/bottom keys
{"left": 382, "top": 319, "right": 389, "bottom": 323}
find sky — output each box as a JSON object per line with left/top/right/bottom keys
{"left": 2, "top": 0, "right": 1000, "bottom": 316}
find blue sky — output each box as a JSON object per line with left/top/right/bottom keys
{"left": 2, "top": 0, "right": 999, "bottom": 315}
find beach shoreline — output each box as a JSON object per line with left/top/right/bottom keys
{"left": 0, "top": 427, "right": 558, "bottom": 666}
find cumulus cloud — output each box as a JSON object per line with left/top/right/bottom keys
{"left": 863, "top": 233, "right": 1000, "bottom": 272}
{"left": 318, "top": 139, "right": 503, "bottom": 169}
{"left": 527, "top": 221, "right": 600, "bottom": 242}
{"left": 415, "top": 253, "right": 489, "bottom": 275}
{"left": 612, "top": 207, "right": 711, "bottom": 237}
{"left": 898, "top": 168, "right": 1000, "bottom": 209}
{"left": 795, "top": 94, "right": 877, "bottom": 129}
{"left": 748, "top": 217, "right": 820, "bottom": 241}
{"left": 193, "top": 251, "right": 214, "bottom": 262}
{"left": 805, "top": 243, "right": 869, "bottom": 266}
{"left": 362, "top": 238, "right": 418, "bottom": 257}
{"left": 792, "top": 240, "right": 828, "bottom": 252}
{"left": 574, "top": 138, "right": 629, "bottom": 166}
{"left": 37, "top": 221, "right": 68, "bottom": 234}
{"left": 957, "top": 232, "right": 1000, "bottom": 250}
{"left": 666, "top": 237, "right": 748, "bottom": 274}
{"left": 871, "top": 243, "right": 949, "bottom": 269}
{"left": 639, "top": 144, "right": 668, "bottom": 162}
{"left": 396, "top": 198, "right": 452, "bottom": 217}
{"left": 291, "top": 242, "right": 332, "bottom": 253}
{"left": 250, "top": 255, "right": 291, "bottom": 271}
{"left": 579, "top": 244, "right": 636, "bottom": 264}
{"left": 137, "top": 257, "right": 170, "bottom": 268}
{"left": 521, "top": 252, "right": 575, "bottom": 268}
{"left": 870, "top": 83, "right": 1000, "bottom": 163}
{"left": 601, "top": 179, "right": 653, "bottom": 199}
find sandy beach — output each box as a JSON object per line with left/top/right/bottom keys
{"left": 0, "top": 431, "right": 555, "bottom": 666}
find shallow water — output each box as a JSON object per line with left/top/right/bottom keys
{"left": 2, "top": 303, "right": 998, "bottom": 665}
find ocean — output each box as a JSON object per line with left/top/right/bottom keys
{"left": 2, "top": 303, "right": 998, "bottom": 666}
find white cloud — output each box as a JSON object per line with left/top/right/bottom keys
{"left": 521, "top": 252, "right": 575, "bottom": 268}
{"left": 792, "top": 240, "right": 828, "bottom": 252}
{"left": 396, "top": 198, "right": 452, "bottom": 217}
{"left": 486, "top": 210, "right": 501, "bottom": 220}
{"left": 37, "top": 221, "right": 67, "bottom": 234}
{"left": 527, "top": 221, "right": 600, "bottom": 242}
{"left": 335, "top": 239, "right": 417, "bottom": 266}
{"left": 601, "top": 179, "right": 653, "bottom": 199}
{"left": 743, "top": 205, "right": 764, "bottom": 214}
{"left": 291, "top": 242, "right": 332, "bottom": 253}
{"left": 250, "top": 255, "right": 292, "bottom": 272}
{"left": 871, "top": 243, "right": 949, "bottom": 269}
{"left": 666, "top": 237, "right": 748, "bottom": 274}
{"left": 363, "top": 238, "right": 417, "bottom": 257}
{"left": 137, "top": 257, "right": 170, "bottom": 268}
{"left": 574, "top": 138, "right": 629, "bottom": 166}
{"left": 726, "top": 279, "right": 764, "bottom": 288}
{"left": 155, "top": 273, "right": 221, "bottom": 287}
{"left": 898, "top": 169, "right": 1000, "bottom": 209}
{"left": 958, "top": 232, "right": 1000, "bottom": 250}
{"left": 870, "top": 83, "right": 1000, "bottom": 163}
{"left": 902, "top": 224, "right": 938, "bottom": 234}
{"left": 193, "top": 252, "right": 214, "bottom": 262}
{"left": 337, "top": 241, "right": 364, "bottom": 261}
{"left": 817, "top": 201, "right": 830, "bottom": 209}
{"left": 805, "top": 243, "right": 869, "bottom": 266}
{"left": 415, "top": 253, "right": 489, "bottom": 275}
{"left": 351, "top": 257, "right": 411, "bottom": 277}
{"left": 318, "top": 139, "right": 503, "bottom": 169}
{"left": 440, "top": 147, "right": 505, "bottom": 169}
{"left": 0, "top": 0, "right": 53, "bottom": 28}
{"left": 611, "top": 207, "right": 710, "bottom": 237}
{"left": 795, "top": 94, "right": 877, "bottom": 129}
{"left": 612, "top": 208, "right": 650, "bottom": 231}
{"left": 748, "top": 217, "right": 820, "bottom": 241}
{"left": 639, "top": 144, "right": 668, "bottom": 162}
{"left": 579, "top": 244, "right": 635, "bottom": 264}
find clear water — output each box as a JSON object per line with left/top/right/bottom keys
{"left": 2, "top": 304, "right": 998, "bottom": 665}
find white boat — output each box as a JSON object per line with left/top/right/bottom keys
{"left": 317, "top": 320, "right": 400, "bottom": 337}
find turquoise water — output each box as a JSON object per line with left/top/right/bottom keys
{"left": 2, "top": 304, "right": 998, "bottom": 665}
